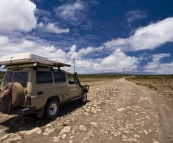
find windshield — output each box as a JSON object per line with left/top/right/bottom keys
{"left": 3, "top": 71, "right": 28, "bottom": 87}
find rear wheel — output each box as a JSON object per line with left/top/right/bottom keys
{"left": 45, "top": 100, "right": 59, "bottom": 119}
{"left": 80, "top": 92, "right": 87, "bottom": 104}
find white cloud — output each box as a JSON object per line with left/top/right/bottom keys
{"left": 104, "top": 38, "right": 127, "bottom": 50}
{"left": 0, "top": 36, "right": 139, "bottom": 73}
{"left": 0, "top": 0, "right": 37, "bottom": 33}
{"left": 37, "top": 22, "right": 70, "bottom": 34}
{"left": 0, "top": 36, "right": 9, "bottom": 45}
{"left": 127, "top": 10, "right": 146, "bottom": 23}
{"left": 38, "top": 22, "right": 44, "bottom": 28}
{"left": 152, "top": 53, "right": 170, "bottom": 62}
{"left": 104, "top": 17, "right": 173, "bottom": 51}
{"left": 78, "top": 46, "right": 103, "bottom": 56}
{"left": 67, "top": 45, "right": 79, "bottom": 59}
{"left": 101, "top": 49, "right": 138, "bottom": 72}
{"left": 46, "top": 23, "right": 70, "bottom": 34}
{"left": 56, "top": 0, "right": 84, "bottom": 21}
{"left": 144, "top": 53, "right": 173, "bottom": 74}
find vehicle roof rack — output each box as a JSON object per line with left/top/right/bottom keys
{"left": 0, "top": 53, "right": 71, "bottom": 68}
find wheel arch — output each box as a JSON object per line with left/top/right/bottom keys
{"left": 83, "top": 89, "right": 88, "bottom": 93}
{"left": 47, "top": 95, "right": 60, "bottom": 103}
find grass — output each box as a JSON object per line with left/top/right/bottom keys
{"left": 77, "top": 74, "right": 125, "bottom": 82}
{"left": 125, "top": 75, "right": 173, "bottom": 108}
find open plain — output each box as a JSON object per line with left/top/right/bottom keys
{"left": 0, "top": 76, "right": 173, "bottom": 143}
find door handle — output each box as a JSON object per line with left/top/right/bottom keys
{"left": 37, "top": 91, "right": 43, "bottom": 95}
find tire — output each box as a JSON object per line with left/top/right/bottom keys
{"left": 3, "top": 82, "right": 25, "bottom": 107}
{"left": 44, "top": 100, "right": 59, "bottom": 119}
{"left": 80, "top": 92, "right": 87, "bottom": 104}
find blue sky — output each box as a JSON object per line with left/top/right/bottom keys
{"left": 0, "top": 0, "right": 173, "bottom": 74}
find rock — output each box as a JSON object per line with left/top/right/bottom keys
{"left": 59, "top": 126, "right": 71, "bottom": 135}
{"left": 88, "top": 132, "right": 95, "bottom": 137}
{"left": 112, "top": 130, "right": 121, "bottom": 136}
{"left": 53, "top": 136, "right": 60, "bottom": 142}
{"left": 61, "top": 134, "right": 67, "bottom": 139}
{"left": 69, "top": 139, "right": 73, "bottom": 143}
{"left": 46, "top": 123, "right": 52, "bottom": 127}
{"left": 79, "top": 125, "right": 87, "bottom": 131}
{"left": 72, "top": 130, "right": 75, "bottom": 135}
{"left": 0, "top": 128, "right": 6, "bottom": 133}
{"left": 97, "top": 109, "right": 101, "bottom": 112}
{"left": 84, "top": 112, "right": 89, "bottom": 116}
{"left": 83, "top": 107, "right": 90, "bottom": 112}
{"left": 0, "top": 133, "right": 21, "bottom": 143}
{"left": 122, "top": 135, "right": 139, "bottom": 142}
{"left": 43, "top": 127, "right": 55, "bottom": 135}
{"left": 133, "top": 134, "right": 140, "bottom": 138}
{"left": 63, "top": 122, "right": 69, "bottom": 126}
{"left": 90, "top": 122, "right": 98, "bottom": 127}
{"left": 20, "top": 127, "right": 42, "bottom": 135}
{"left": 143, "top": 130, "right": 148, "bottom": 134}
{"left": 117, "top": 108, "right": 126, "bottom": 111}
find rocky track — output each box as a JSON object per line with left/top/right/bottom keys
{"left": 0, "top": 78, "right": 173, "bottom": 143}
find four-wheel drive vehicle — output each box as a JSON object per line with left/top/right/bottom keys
{"left": 0, "top": 53, "right": 89, "bottom": 119}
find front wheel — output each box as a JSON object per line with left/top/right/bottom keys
{"left": 80, "top": 92, "right": 87, "bottom": 104}
{"left": 45, "top": 100, "right": 59, "bottom": 119}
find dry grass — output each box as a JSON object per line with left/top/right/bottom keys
{"left": 126, "top": 75, "right": 173, "bottom": 108}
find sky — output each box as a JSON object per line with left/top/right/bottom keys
{"left": 0, "top": 0, "right": 173, "bottom": 74}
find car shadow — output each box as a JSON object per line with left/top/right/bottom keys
{"left": 0, "top": 100, "right": 90, "bottom": 134}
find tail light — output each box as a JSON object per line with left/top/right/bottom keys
{"left": 26, "top": 96, "right": 31, "bottom": 107}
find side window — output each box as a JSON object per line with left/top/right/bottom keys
{"left": 36, "top": 71, "right": 44, "bottom": 84}
{"left": 36, "top": 71, "right": 53, "bottom": 84}
{"left": 54, "top": 72, "right": 66, "bottom": 82}
{"left": 67, "top": 74, "right": 76, "bottom": 84}
{"left": 3, "top": 72, "right": 13, "bottom": 86}
{"left": 45, "top": 72, "right": 53, "bottom": 83}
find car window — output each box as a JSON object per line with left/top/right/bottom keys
{"left": 45, "top": 72, "right": 53, "bottom": 83}
{"left": 67, "top": 74, "right": 76, "bottom": 84}
{"left": 36, "top": 71, "right": 53, "bottom": 84}
{"left": 54, "top": 72, "right": 66, "bottom": 82}
{"left": 3, "top": 71, "right": 28, "bottom": 87}
{"left": 13, "top": 72, "right": 28, "bottom": 87}
{"left": 3, "top": 72, "right": 13, "bottom": 86}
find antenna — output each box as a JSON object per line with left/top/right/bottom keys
{"left": 73, "top": 58, "right": 75, "bottom": 73}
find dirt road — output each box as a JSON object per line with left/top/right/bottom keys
{"left": 0, "top": 78, "right": 173, "bottom": 143}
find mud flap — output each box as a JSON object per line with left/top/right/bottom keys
{"left": 37, "top": 106, "right": 45, "bottom": 118}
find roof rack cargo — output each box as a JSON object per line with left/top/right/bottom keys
{"left": 0, "top": 53, "right": 71, "bottom": 68}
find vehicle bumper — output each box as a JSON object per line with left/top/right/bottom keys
{"left": 13, "top": 107, "right": 36, "bottom": 115}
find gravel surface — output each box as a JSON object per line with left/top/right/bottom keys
{"left": 0, "top": 78, "right": 173, "bottom": 143}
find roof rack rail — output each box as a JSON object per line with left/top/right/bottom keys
{"left": 0, "top": 53, "right": 71, "bottom": 68}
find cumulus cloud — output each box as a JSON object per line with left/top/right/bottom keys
{"left": 127, "top": 10, "right": 146, "bottom": 23}
{"left": 38, "top": 22, "right": 44, "bottom": 28}
{"left": 0, "top": 0, "right": 37, "bottom": 33}
{"left": 144, "top": 53, "right": 173, "bottom": 74}
{"left": 46, "top": 23, "right": 70, "bottom": 34}
{"left": 37, "top": 22, "right": 70, "bottom": 34}
{"left": 78, "top": 46, "right": 103, "bottom": 56}
{"left": 101, "top": 49, "right": 138, "bottom": 72}
{"left": 0, "top": 36, "right": 139, "bottom": 73}
{"left": 152, "top": 53, "right": 170, "bottom": 62}
{"left": 104, "top": 17, "right": 173, "bottom": 51}
{"left": 56, "top": 0, "right": 84, "bottom": 21}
